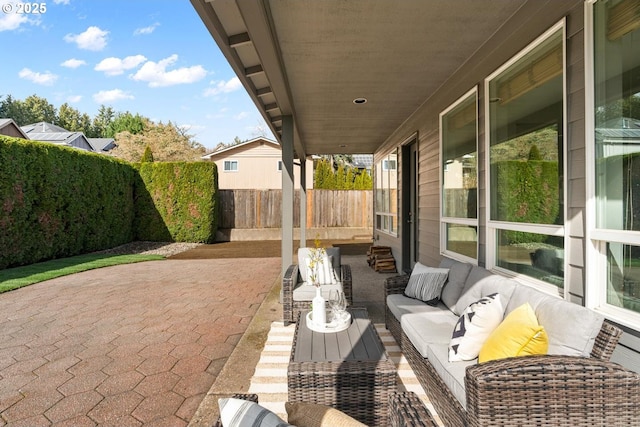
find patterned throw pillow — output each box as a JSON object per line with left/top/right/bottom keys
{"left": 404, "top": 262, "right": 449, "bottom": 305}
{"left": 218, "top": 398, "right": 294, "bottom": 427}
{"left": 448, "top": 293, "right": 504, "bottom": 362}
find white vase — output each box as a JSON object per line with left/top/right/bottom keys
{"left": 312, "top": 286, "right": 326, "bottom": 326}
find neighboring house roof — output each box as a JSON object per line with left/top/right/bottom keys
{"left": 21, "top": 122, "right": 94, "bottom": 152}
{"left": 596, "top": 117, "right": 640, "bottom": 156}
{"left": 201, "top": 137, "right": 279, "bottom": 159}
{"left": 88, "top": 138, "right": 116, "bottom": 152}
{"left": 21, "top": 122, "right": 70, "bottom": 134}
{"left": 351, "top": 154, "right": 373, "bottom": 169}
{"left": 0, "top": 118, "right": 29, "bottom": 139}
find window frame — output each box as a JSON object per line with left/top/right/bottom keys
{"left": 223, "top": 160, "right": 239, "bottom": 172}
{"left": 375, "top": 150, "right": 399, "bottom": 237}
{"left": 439, "top": 86, "right": 479, "bottom": 264}
{"left": 585, "top": 0, "right": 640, "bottom": 329}
{"left": 484, "top": 19, "right": 568, "bottom": 296}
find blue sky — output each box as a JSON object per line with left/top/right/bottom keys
{"left": 0, "top": 0, "right": 273, "bottom": 149}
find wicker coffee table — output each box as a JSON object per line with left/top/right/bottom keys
{"left": 287, "top": 308, "right": 397, "bottom": 426}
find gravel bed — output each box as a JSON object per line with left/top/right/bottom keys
{"left": 95, "top": 241, "right": 202, "bottom": 257}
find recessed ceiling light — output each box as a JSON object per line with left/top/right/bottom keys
{"left": 353, "top": 97, "right": 367, "bottom": 104}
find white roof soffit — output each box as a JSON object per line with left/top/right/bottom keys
{"left": 191, "top": 0, "right": 528, "bottom": 156}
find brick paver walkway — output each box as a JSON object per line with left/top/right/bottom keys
{"left": 0, "top": 258, "right": 280, "bottom": 426}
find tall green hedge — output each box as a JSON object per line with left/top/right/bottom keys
{"left": 135, "top": 162, "right": 218, "bottom": 243}
{"left": 1, "top": 136, "right": 218, "bottom": 269}
{"left": 494, "top": 160, "right": 559, "bottom": 244}
{"left": 0, "top": 136, "right": 136, "bottom": 268}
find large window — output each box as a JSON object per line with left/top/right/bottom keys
{"left": 440, "top": 88, "right": 478, "bottom": 261}
{"left": 375, "top": 150, "right": 398, "bottom": 235}
{"left": 590, "top": 0, "right": 640, "bottom": 321}
{"left": 486, "top": 22, "right": 565, "bottom": 290}
{"left": 224, "top": 160, "right": 238, "bottom": 172}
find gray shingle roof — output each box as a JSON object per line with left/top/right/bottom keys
{"left": 351, "top": 154, "right": 373, "bottom": 169}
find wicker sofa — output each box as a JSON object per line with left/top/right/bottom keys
{"left": 385, "top": 257, "right": 640, "bottom": 427}
{"left": 282, "top": 247, "right": 352, "bottom": 326}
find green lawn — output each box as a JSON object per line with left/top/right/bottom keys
{"left": 0, "top": 253, "right": 164, "bottom": 294}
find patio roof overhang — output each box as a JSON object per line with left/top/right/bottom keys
{"left": 190, "top": 0, "right": 529, "bottom": 158}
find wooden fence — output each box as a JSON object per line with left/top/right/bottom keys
{"left": 218, "top": 189, "right": 372, "bottom": 229}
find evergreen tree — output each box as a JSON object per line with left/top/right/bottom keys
{"left": 22, "top": 94, "right": 57, "bottom": 124}
{"left": 345, "top": 167, "right": 355, "bottom": 189}
{"left": 56, "top": 103, "right": 92, "bottom": 134}
{"left": 335, "top": 164, "right": 347, "bottom": 189}
{"left": 0, "top": 94, "right": 56, "bottom": 125}
{"left": 528, "top": 144, "right": 542, "bottom": 161}
{"left": 314, "top": 159, "right": 336, "bottom": 189}
{"left": 107, "top": 111, "right": 147, "bottom": 137}
{"left": 141, "top": 145, "right": 154, "bottom": 162}
{"left": 353, "top": 170, "right": 373, "bottom": 189}
{"left": 0, "top": 95, "right": 27, "bottom": 124}
{"left": 91, "top": 105, "right": 115, "bottom": 137}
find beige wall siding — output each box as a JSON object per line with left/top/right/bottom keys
{"left": 206, "top": 142, "right": 314, "bottom": 189}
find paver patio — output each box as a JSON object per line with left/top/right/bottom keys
{"left": 0, "top": 258, "right": 280, "bottom": 426}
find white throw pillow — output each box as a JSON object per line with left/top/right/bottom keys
{"left": 448, "top": 293, "right": 504, "bottom": 362}
{"left": 404, "top": 262, "right": 449, "bottom": 305}
{"left": 218, "top": 398, "right": 294, "bottom": 427}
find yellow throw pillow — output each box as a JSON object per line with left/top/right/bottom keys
{"left": 479, "top": 302, "right": 548, "bottom": 363}
{"left": 285, "top": 402, "right": 367, "bottom": 427}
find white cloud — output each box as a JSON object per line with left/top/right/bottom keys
{"left": 130, "top": 54, "right": 207, "bottom": 87}
{"left": 18, "top": 68, "right": 58, "bottom": 85}
{"left": 67, "top": 95, "right": 82, "bottom": 103}
{"left": 92, "top": 89, "right": 134, "bottom": 103}
{"left": 64, "top": 26, "right": 108, "bottom": 51}
{"left": 61, "top": 58, "right": 87, "bottom": 68}
{"left": 95, "top": 55, "right": 147, "bottom": 76}
{"left": 234, "top": 111, "right": 249, "bottom": 120}
{"left": 134, "top": 22, "right": 159, "bottom": 36}
{"left": 203, "top": 77, "right": 241, "bottom": 97}
{"left": 0, "top": 12, "right": 29, "bottom": 32}
{"left": 54, "top": 0, "right": 71, "bottom": 4}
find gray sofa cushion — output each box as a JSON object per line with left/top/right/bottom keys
{"left": 439, "top": 259, "right": 472, "bottom": 312}
{"left": 455, "top": 275, "right": 517, "bottom": 316}
{"left": 387, "top": 294, "right": 458, "bottom": 358}
{"left": 386, "top": 293, "right": 442, "bottom": 321}
{"left": 426, "top": 343, "right": 473, "bottom": 409}
{"left": 506, "top": 285, "right": 604, "bottom": 357}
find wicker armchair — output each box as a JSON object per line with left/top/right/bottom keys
{"left": 385, "top": 274, "right": 640, "bottom": 427}
{"left": 214, "top": 392, "right": 438, "bottom": 427}
{"left": 282, "top": 263, "right": 352, "bottom": 326}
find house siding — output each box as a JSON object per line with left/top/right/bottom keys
{"left": 205, "top": 141, "right": 313, "bottom": 189}
{"left": 0, "top": 123, "right": 27, "bottom": 139}
{"left": 373, "top": 0, "right": 640, "bottom": 371}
